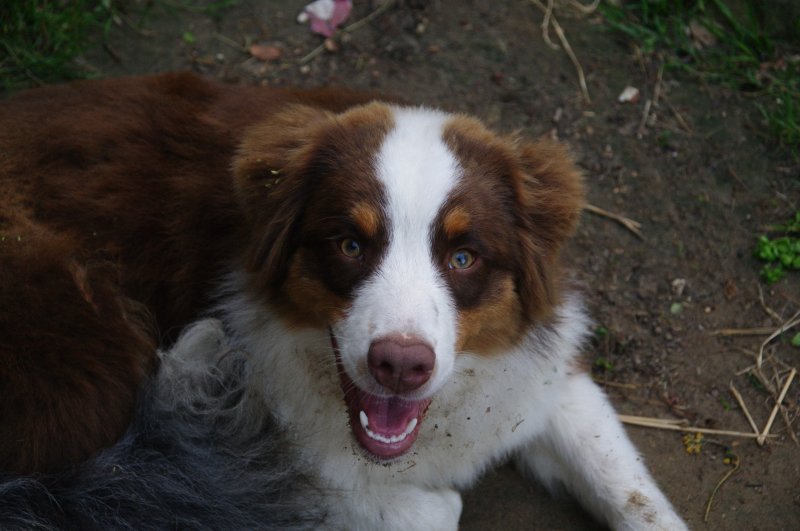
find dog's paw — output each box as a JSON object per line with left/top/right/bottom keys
{"left": 416, "top": 488, "right": 462, "bottom": 531}
{"left": 334, "top": 485, "right": 462, "bottom": 531}
{"left": 615, "top": 490, "right": 689, "bottom": 531}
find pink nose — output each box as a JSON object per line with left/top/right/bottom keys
{"left": 367, "top": 337, "right": 435, "bottom": 393}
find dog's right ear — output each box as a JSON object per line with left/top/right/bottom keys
{"left": 232, "top": 104, "right": 334, "bottom": 294}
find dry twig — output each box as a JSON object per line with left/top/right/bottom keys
{"left": 703, "top": 453, "right": 740, "bottom": 523}
{"left": 661, "top": 92, "right": 693, "bottom": 133}
{"left": 583, "top": 203, "right": 644, "bottom": 239}
{"left": 635, "top": 61, "right": 663, "bottom": 138}
{"left": 592, "top": 378, "right": 640, "bottom": 390}
{"left": 781, "top": 407, "right": 799, "bottom": 444}
{"left": 757, "top": 309, "right": 800, "bottom": 368}
{"left": 728, "top": 383, "right": 760, "bottom": 436}
{"left": 709, "top": 327, "right": 776, "bottom": 337}
{"left": 568, "top": 0, "right": 600, "bottom": 14}
{"left": 652, "top": 60, "right": 664, "bottom": 107}
{"left": 529, "top": 0, "right": 591, "bottom": 103}
{"left": 757, "top": 283, "right": 783, "bottom": 322}
{"left": 343, "top": 0, "right": 397, "bottom": 33}
{"left": 757, "top": 368, "right": 797, "bottom": 445}
{"left": 541, "top": 0, "right": 559, "bottom": 50}
{"left": 619, "top": 415, "right": 773, "bottom": 439}
{"left": 636, "top": 98, "right": 653, "bottom": 138}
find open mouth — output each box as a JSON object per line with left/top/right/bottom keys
{"left": 330, "top": 331, "right": 431, "bottom": 459}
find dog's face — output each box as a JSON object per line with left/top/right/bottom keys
{"left": 234, "top": 102, "right": 584, "bottom": 459}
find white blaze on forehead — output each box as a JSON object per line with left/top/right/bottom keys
{"left": 376, "top": 107, "right": 461, "bottom": 227}
{"left": 333, "top": 106, "right": 462, "bottom": 397}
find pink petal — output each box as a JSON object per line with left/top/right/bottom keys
{"left": 309, "top": 17, "right": 336, "bottom": 37}
{"left": 329, "top": 0, "right": 353, "bottom": 28}
{"left": 301, "top": 0, "right": 352, "bottom": 37}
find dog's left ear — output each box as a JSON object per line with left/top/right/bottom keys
{"left": 232, "top": 104, "right": 334, "bottom": 294}
{"left": 510, "top": 137, "right": 585, "bottom": 322}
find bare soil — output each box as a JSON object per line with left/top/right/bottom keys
{"left": 81, "top": 1, "right": 800, "bottom": 528}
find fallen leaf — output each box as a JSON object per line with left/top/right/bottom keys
{"left": 249, "top": 44, "right": 282, "bottom": 62}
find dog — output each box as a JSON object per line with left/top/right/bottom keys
{"left": 0, "top": 72, "right": 687, "bottom": 529}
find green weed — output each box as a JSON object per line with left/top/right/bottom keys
{"left": 159, "top": 0, "right": 239, "bottom": 21}
{"left": 594, "top": 357, "right": 615, "bottom": 372}
{"left": 0, "top": 0, "right": 117, "bottom": 90}
{"left": 754, "top": 211, "right": 800, "bottom": 283}
{"left": 0, "top": 0, "right": 239, "bottom": 91}
{"left": 600, "top": 0, "right": 800, "bottom": 154}
{"left": 791, "top": 332, "right": 800, "bottom": 347}
{"left": 746, "top": 371, "right": 767, "bottom": 392}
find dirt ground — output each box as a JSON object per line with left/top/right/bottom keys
{"left": 74, "top": 0, "right": 800, "bottom": 528}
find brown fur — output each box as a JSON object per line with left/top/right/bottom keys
{"left": 441, "top": 207, "right": 471, "bottom": 240}
{"left": 350, "top": 203, "right": 381, "bottom": 240}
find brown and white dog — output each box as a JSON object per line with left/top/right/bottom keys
{"left": 0, "top": 73, "right": 686, "bottom": 529}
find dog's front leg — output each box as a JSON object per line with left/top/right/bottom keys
{"left": 331, "top": 483, "right": 461, "bottom": 531}
{"left": 513, "top": 373, "right": 687, "bottom": 530}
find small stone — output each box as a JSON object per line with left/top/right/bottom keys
{"left": 617, "top": 86, "right": 640, "bottom": 103}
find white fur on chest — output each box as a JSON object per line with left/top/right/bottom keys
{"left": 222, "top": 282, "right": 589, "bottom": 491}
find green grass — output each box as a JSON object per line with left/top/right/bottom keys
{"left": 754, "top": 211, "right": 800, "bottom": 283}
{"left": 0, "top": 0, "right": 239, "bottom": 92}
{"left": 159, "top": 0, "right": 239, "bottom": 20}
{"left": 0, "top": 0, "right": 118, "bottom": 90}
{"left": 600, "top": 0, "right": 800, "bottom": 154}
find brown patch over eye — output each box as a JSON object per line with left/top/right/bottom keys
{"left": 350, "top": 202, "right": 381, "bottom": 240}
{"left": 455, "top": 276, "right": 525, "bottom": 353}
{"left": 442, "top": 206, "right": 470, "bottom": 240}
{"left": 274, "top": 249, "right": 350, "bottom": 329}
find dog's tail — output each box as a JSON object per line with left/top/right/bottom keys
{"left": 0, "top": 319, "right": 324, "bottom": 530}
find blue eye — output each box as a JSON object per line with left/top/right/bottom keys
{"left": 340, "top": 238, "right": 363, "bottom": 258}
{"left": 448, "top": 249, "right": 475, "bottom": 270}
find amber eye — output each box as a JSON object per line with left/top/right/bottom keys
{"left": 340, "top": 238, "right": 363, "bottom": 258}
{"left": 448, "top": 249, "right": 475, "bottom": 270}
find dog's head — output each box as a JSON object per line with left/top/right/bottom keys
{"left": 233, "top": 102, "right": 584, "bottom": 459}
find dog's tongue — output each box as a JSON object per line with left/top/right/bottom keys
{"left": 339, "top": 373, "right": 431, "bottom": 459}
{"left": 360, "top": 393, "right": 419, "bottom": 434}
{"left": 350, "top": 389, "right": 430, "bottom": 458}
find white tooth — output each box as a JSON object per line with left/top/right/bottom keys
{"left": 363, "top": 417, "right": 420, "bottom": 445}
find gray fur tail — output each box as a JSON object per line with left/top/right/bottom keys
{"left": 0, "top": 319, "right": 325, "bottom": 530}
